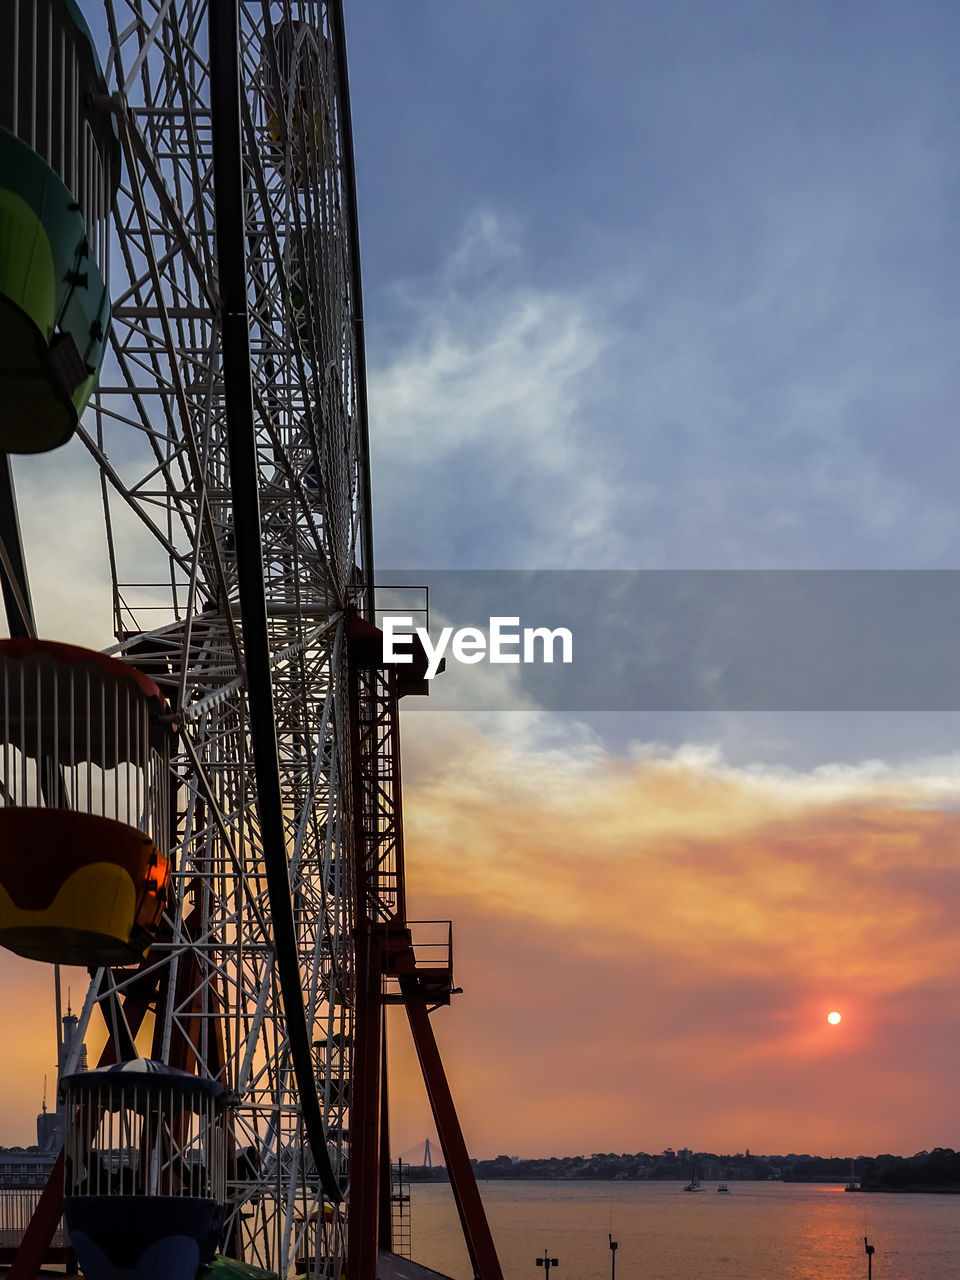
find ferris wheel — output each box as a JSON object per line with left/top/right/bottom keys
{"left": 94, "top": 1, "right": 367, "bottom": 1271}
{"left": 0, "top": 4, "right": 505, "bottom": 1280}
{"left": 1, "top": 0, "right": 369, "bottom": 1275}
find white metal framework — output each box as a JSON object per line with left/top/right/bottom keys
{"left": 62, "top": 2, "right": 370, "bottom": 1272}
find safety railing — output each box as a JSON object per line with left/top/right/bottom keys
{"left": 0, "top": 1188, "right": 69, "bottom": 1249}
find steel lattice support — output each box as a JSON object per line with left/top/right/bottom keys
{"left": 346, "top": 619, "right": 404, "bottom": 1279}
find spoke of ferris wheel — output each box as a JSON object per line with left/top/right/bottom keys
{"left": 176, "top": 736, "right": 273, "bottom": 934}
{"left": 94, "top": 163, "right": 339, "bottom": 637}
{"left": 109, "top": 162, "right": 243, "bottom": 668}
{"left": 103, "top": 33, "right": 219, "bottom": 469}
{"left": 77, "top": 424, "right": 197, "bottom": 580}
{"left": 121, "top": 117, "right": 217, "bottom": 297}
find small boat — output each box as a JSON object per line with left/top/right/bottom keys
{"left": 716, "top": 1183, "right": 730, "bottom": 1194}
{"left": 683, "top": 1170, "right": 702, "bottom": 1192}
{"left": 844, "top": 1159, "right": 860, "bottom": 1192}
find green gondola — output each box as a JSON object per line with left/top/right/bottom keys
{"left": 0, "top": 0, "right": 119, "bottom": 453}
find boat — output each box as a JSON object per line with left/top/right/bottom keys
{"left": 844, "top": 1159, "right": 860, "bottom": 1192}
{"left": 716, "top": 1183, "right": 730, "bottom": 1194}
{"left": 683, "top": 1170, "right": 702, "bottom": 1192}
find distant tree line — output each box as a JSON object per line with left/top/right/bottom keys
{"left": 860, "top": 1149, "right": 960, "bottom": 1193}
{"left": 400, "top": 1147, "right": 960, "bottom": 1191}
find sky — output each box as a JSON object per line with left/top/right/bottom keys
{"left": 346, "top": 0, "right": 960, "bottom": 1158}
{"left": 3, "top": 0, "right": 960, "bottom": 1162}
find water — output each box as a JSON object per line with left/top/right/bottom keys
{"left": 406, "top": 1180, "right": 960, "bottom": 1280}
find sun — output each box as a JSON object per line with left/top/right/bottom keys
{"left": 827, "top": 1011, "right": 842, "bottom": 1025}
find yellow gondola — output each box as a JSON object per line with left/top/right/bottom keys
{"left": 263, "top": 20, "right": 332, "bottom": 188}
{"left": 0, "top": 639, "right": 172, "bottom": 965}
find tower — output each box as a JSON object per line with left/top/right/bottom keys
{"left": 36, "top": 1078, "right": 58, "bottom": 1152}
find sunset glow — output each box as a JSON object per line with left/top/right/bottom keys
{"left": 379, "top": 718, "right": 960, "bottom": 1159}
{"left": 828, "top": 1011, "right": 842, "bottom": 1025}
{"left": 1, "top": 714, "right": 957, "bottom": 1161}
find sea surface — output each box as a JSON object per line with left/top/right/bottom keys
{"left": 405, "top": 1179, "right": 960, "bottom": 1280}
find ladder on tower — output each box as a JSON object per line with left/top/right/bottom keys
{"left": 391, "top": 1160, "right": 411, "bottom": 1259}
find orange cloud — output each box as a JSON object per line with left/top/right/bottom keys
{"left": 388, "top": 719, "right": 960, "bottom": 1159}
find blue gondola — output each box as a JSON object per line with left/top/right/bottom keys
{"left": 61, "top": 1060, "right": 228, "bottom": 1280}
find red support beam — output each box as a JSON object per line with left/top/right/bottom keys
{"left": 400, "top": 976, "right": 504, "bottom": 1280}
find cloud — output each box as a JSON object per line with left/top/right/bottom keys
{"left": 388, "top": 715, "right": 960, "bottom": 1157}
{"left": 10, "top": 444, "right": 117, "bottom": 647}
{"left": 367, "top": 177, "right": 960, "bottom": 574}
{"left": 368, "top": 212, "right": 621, "bottom": 570}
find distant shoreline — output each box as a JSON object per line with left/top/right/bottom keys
{"left": 401, "top": 1148, "right": 960, "bottom": 1192}
{"left": 458, "top": 1178, "right": 960, "bottom": 1194}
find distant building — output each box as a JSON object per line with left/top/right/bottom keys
{"left": 33, "top": 1006, "right": 88, "bottom": 1155}
{"left": 36, "top": 1104, "right": 60, "bottom": 1153}
{"left": 59, "top": 1009, "right": 88, "bottom": 1075}
{"left": 0, "top": 1148, "right": 58, "bottom": 1189}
